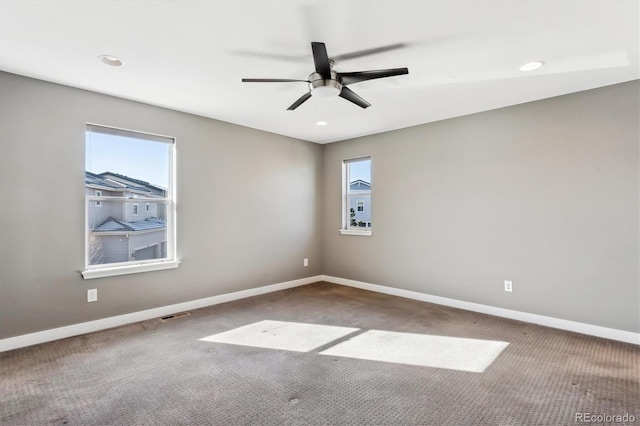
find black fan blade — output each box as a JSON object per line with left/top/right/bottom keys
{"left": 242, "top": 78, "right": 309, "bottom": 83}
{"left": 287, "top": 92, "right": 312, "bottom": 110}
{"left": 338, "top": 68, "right": 408, "bottom": 85}
{"left": 332, "top": 43, "right": 407, "bottom": 61}
{"left": 311, "top": 42, "right": 331, "bottom": 78}
{"left": 339, "top": 87, "right": 371, "bottom": 109}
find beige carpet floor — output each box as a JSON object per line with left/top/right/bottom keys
{"left": 1, "top": 282, "right": 638, "bottom": 425}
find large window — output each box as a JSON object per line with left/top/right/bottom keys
{"left": 341, "top": 157, "right": 372, "bottom": 236}
{"left": 82, "top": 124, "right": 178, "bottom": 279}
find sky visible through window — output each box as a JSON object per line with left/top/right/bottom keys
{"left": 350, "top": 159, "right": 371, "bottom": 184}
{"left": 86, "top": 132, "right": 170, "bottom": 188}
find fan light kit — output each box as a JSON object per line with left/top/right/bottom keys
{"left": 243, "top": 42, "right": 409, "bottom": 110}
{"left": 98, "top": 55, "right": 124, "bottom": 67}
{"left": 520, "top": 61, "right": 544, "bottom": 71}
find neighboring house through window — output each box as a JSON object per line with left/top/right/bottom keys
{"left": 341, "top": 157, "right": 372, "bottom": 236}
{"left": 83, "top": 124, "right": 179, "bottom": 279}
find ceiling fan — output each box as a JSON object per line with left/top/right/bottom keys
{"left": 242, "top": 42, "right": 409, "bottom": 110}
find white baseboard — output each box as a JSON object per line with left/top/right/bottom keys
{"left": 0, "top": 275, "right": 322, "bottom": 352}
{"left": 321, "top": 275, "right": 640, "bottom": 345}
{"left": 3, "top": 274, "right": 637, "bottom": 351}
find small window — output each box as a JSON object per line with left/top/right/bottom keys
{"left": 84, "top": 124, "right": 178, "bottom": 279}
{"left": 341, "top": 157, "right": 372, "bottom": 235}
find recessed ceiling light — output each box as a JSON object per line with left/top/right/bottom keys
{"left": 519, "top": 61, "right": 544, "bottom": 72}
{"left": 316, "top": 121, "right": 328, "bottom": 126}
{"left": 98, "top": 55, "right": 124, "bottom": 67}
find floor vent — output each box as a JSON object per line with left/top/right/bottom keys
{"left": 160, "top": 312, "right": 191, "bottom": 321}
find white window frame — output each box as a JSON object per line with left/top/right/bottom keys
{"left": 132, "top": 203, "right": 139, "bottom": 216}
{"left": 340, "top": 157, "right": 372, "bottom": 236}
{"left": 82, "top": 123, "right": 179, "bottom": 279}
{"left": 95, "top": 190, "right": 102, "bottom": 207}
{"left": 357, "top": 199, "right": 365, "bottom": 212}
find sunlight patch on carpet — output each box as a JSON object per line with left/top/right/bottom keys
{"left": 319, "top": 330, "right": 509, "bottom": 372}
{"left": 199, "top": 320, "right": 359, "bottom": 352}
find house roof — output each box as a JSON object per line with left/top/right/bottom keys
{"left": 94, "top": 217, "right": 166, "bottom": 233}
{"left": 350, "top": 179, "right": 371, "bottom": 188}
{"left": 99, "top": 172, "right": 166, "bottom": 193}
{"left": 85, "top": 171, "right": 157, "bottom": 195}
{"left": 85, "top": 171, "right": 127, "bottom": 190}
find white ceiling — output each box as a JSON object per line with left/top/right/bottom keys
{"left": 1, "top": 1, "right": 638, "bottom": 144}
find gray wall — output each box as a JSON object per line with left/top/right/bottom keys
{"left": 0, "top": 72, "right": 323, "bottom": 339}
{"left": 323, "top": 81, "right": 639, "bottom": 333}
{"left": 1, "top": 71, "right": 637, "bottom": 340}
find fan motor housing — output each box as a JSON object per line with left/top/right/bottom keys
{"left": 309, "top": 71, "right": 342, "bottom": 97}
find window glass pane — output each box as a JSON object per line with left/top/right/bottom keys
{"left": 86, "top": 125, "right": 171, "bottom": 194}
{"left": 87, "top": 200, "right": 168, "bottom": 265}
{"left": 346, "top": 158, "right": 371, "bottom": 229}
{"left": 86, "top": 125, "right": 173, "bottom": 269}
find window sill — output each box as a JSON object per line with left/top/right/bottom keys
{"left": 81, "top": 260, "right": 181, "bottom": 280}
{"left": 339, "top": 229, "right": 372, "bottom": 237}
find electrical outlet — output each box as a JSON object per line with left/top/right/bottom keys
{"left": 504, "top": 280, "right": 513, "bottom": 292}
{"left": 303, "top": 258, "right": 309, "bottom": 267}
{"left": 87, "top": 288, "right": 98, "bottom": 302}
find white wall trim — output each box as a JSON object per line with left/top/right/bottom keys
{"left": 3, "top": 274, "right": 637, "bottom": 352}
{"left": 82, "top": 260, "right": 181, "bottom": 280}
{"left": 321, "top": 275, "right": 640, "bottom": 345}
{"left": 339, "top": 229, "right": 372, "bottom": 236}
{"left": 0, "top": 275, "right": 322, "bottom": 352}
